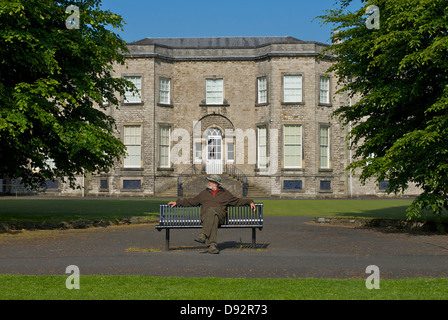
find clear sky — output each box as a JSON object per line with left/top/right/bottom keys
{"left": 99, "top": 0, "right": 363, "bottom": 44}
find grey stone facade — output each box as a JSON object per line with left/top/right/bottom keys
{"left": 30, "top": 36, "right": 420, "bottom": 198}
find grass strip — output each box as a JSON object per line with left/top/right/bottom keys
{"left": 1, "top": 275, "right": 447, "bottom": 300}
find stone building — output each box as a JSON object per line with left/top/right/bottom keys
{"left": 31, "top": 36, "right": 420, "bottom": 198}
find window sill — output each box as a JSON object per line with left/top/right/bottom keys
{"left": 157, "top": 103, "right": 174, "bottom": 108}
{"left": 199, "top": 103, "right": 230, "bottom": 107}
{"left": 318, "top": 103, "right": 332, "bottom": 107}
{"left": 122, "top": 102, "right": 144, "bottom": 106}
{"left": 281, "top": 168, "right": 304, "bottom": 172}
{"left": 281, "top": 102, "right": 305, "bottom": 106}
{"left": 157, "top": 167, "right": 174, "bottom": 171}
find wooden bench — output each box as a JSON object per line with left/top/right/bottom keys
{"left": 156, "top": 203, "right": 263, "bottom": 250}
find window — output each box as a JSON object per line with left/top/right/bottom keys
{"left": 257, "top": 77, "right": 267, "bottom": 104}
{"left": 283, "top": 75, "right": 302, "bottom": 103}
{"left": 379, "top": 181, "right": 390, "bottom": 191}
{"left": 124, "top": 76, "right": 142, "bottom": 103}
{"left": 319, "top": 76, "right": 330, "bottom": 104}
{"left": 206, "top": 78, "right": 223, "bottom": 104}
{"left": 283, "top": 180, "right": 303, "bottom": 191}
{"left": 159, "top": 126, "right": 170, "bottom": 168}
{"left": 320, "top": 180, "right": 331, "bottom": 191}
{"left": 43, "top": 180, "right": 59, "bottom": 189}
{"left": 227, "top": 142, "right": 234, "bottom": 163}
{"left": 283, "top": 125, "right": 302, "bottom": 168}
{"left": 319, "top": 126, "right": 330, "bottom": 168}
{"left": 258, "top": 127, "right": 267, "bottom": 168}
{"left": 159, "top": 78, "right": 170, "bottom": 104}
{"left": 194, "top": 142, "right": 202, "bottom": 163}
{"left": 123, "top": 125, "right": 141, "bottom": 168}
{"left": 123, "top": 180, "right": 142, "bottom": 190}
{"left": 100, "top": 179, "right": 108, "bottom": 189}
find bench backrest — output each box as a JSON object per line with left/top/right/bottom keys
{"left": 158, "top": 203, "right": 263, "bottom": 227}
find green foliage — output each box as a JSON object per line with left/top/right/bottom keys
{"left": 0, "top": 0, "right": 133, "bottom": 189}
{"left": 317, "top": 0, "right": 448, "bottom": 219}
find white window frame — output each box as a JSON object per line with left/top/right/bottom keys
{"left": 257, "top": 77, "right": 267, "bottom": 104}
{"left": 283, "top": 125, "right": 302, "bottom": 168}
{"left": 123, "top": 125, "right": 142, "bottom": 168}
{"left": 159, "top": 126, "right": 171, "bottom": 168}
{"left": 194, "top": 141, "right": 202, "bottom": 164}
{"left": 226, "top": 141, "right": 235, "bottom": 163}
{"left": 206, "top": 78, "right": 223, "bottom": 105}
{"left": 257, "top": 127, "right": 267, "bottom": 168}
{"left": 319, "top": 126, "right": 330, "bottom": 169}
{"left": 283, "top": 75, "right": 302, "bottom": 103}
{"left": 319, "top": 76, "right": 330, "bottom": 104}
{"left": 124, "top": 76, "right": 142, "bottom": 103}
{"left": 159, "top": 77, "right": 171, "bottom": 105}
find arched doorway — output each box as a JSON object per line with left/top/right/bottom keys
{"left": 206, "top": 128, "right": 222, "bottom": 174}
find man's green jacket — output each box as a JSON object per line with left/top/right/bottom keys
{"left": 176, "top": 187, "right": 253, "bottom": 218}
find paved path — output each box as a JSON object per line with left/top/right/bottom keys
{"left": 0, "top": 217, "right": 447, "bottom": 279}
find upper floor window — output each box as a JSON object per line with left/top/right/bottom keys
{"left": 206, "top": 78, "right": 223, "bottom": 104}
{"left": 283, "top": 75, "right": 302, "bottom": 103}
{"left": 257, "top": 77, "right": 267, "bottom": 104}
{"left": 319, "top": 76, "right": 330, "bottom": 104}
{"left": 159, "top": 78, "right": 171, "bottom": 105}
{"left": 124, "top": 76, "right": 142, "bottom": 103}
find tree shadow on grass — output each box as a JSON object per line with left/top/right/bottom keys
{"left": 330, "top": 205, "right": 448, "bottom": 234}
{"left": 334, "top": 205, "right": 448, "bottom": 221}
{"left": 0, "top": 198, "right": 169, "bottom": 222}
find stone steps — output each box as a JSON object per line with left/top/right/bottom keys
{"left": 156, "top": 174, "right": 270, "bottom": 199}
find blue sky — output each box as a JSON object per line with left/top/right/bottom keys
{"left": 100, "top": 0, "right": 363, "bottom": 44}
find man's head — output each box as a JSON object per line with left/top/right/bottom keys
{"left": 207, "top": 175, "right": 221, "bottom": 190}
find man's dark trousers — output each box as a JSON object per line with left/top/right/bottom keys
{"left": 201, "top": 207, "right": 226, "bottom": 244}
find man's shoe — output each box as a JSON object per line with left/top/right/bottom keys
{"left": 208, "top": 243, "right": 219, "bottom": 254}
{"left": 194, "top": 233, "right": 207, "bottom": 244}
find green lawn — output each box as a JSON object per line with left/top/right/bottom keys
{"left": 0, "top": 198, "right": 445, "bottom": 222}
{"left": 1, "top": 275, "right": 447, "bottom": 300}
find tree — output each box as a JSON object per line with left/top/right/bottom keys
{"left": 0, "top": 0, "right": 133, "bottom": 190}
{"left": 317, "top": 0, "right": 448, "bottom": 219}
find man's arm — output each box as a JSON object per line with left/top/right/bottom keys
{"left": 225, "top": 192, "right": 256, "bottom": 211}
{"left": 168, "top": 192, "right": 202, "bottom": 207}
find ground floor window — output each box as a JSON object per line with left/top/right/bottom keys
{"left": 123, "top": 125, "right": 141, "bottom": 168}
{"left": 159, "top": 126, "right": 170, "bottom": 168}
{"left": 283, "top": 125, "right": 302, "bottom": 168}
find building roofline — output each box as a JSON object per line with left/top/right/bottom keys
{"left": 127, "top": 36, "right": 330, "bottom": 49}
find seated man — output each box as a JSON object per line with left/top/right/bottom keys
{"left": 168, "top": 175, "right": 256, "bottom": 254}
